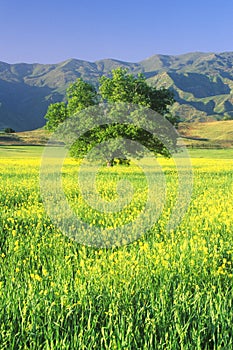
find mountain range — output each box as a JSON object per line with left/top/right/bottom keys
{"left": 1, "top": 52, "right": 233, "bottom": 131}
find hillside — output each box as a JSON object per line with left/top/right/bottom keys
{"left": 0, "top": 128, "right": 50, "bottom": 145}
{"left": 1, "top": 121, "right": 232, "bottom": 149}
{"left": 0, "top": 52, "right": 233, "bottom": 131}
{"left": 178, "top": 120, "right": 233, "bottom": 148}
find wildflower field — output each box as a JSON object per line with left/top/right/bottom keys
{"left": 0, "top": 146, "right": 233, "bottom": 349}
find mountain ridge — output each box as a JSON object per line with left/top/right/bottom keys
{"left": 1, "top": 52, "right": 233, "bottom": 131}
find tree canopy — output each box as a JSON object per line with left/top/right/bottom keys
{"left": 66, "top": 78, "right": 98, "bottom": 116}
{"left": 44, "top": 102, "right": 68, "bottom": 132}
{"left": 44, "top": 68, "right": 176, "bottom": 164}
{"left": 99, "top": 68, "right": 174, "bottom": 115}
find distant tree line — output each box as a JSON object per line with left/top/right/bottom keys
{"left": 3, "top": 127, "right": 15, "bottom": 133}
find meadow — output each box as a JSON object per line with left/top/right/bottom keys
{"left": 0, "top": 146, "right": 233, "bottom": 349}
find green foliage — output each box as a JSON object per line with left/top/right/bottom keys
{"left": 69, "top": 119, "right": 172, "bottom": 161}
{"left": 45, "top": 68, "right": 175, "bottom": 162}
{"left": 44, "top": 102, "right": 68, "bottom": 131}
{"left": 99, "top": 68, "right": 174, "bottom": 115}
{"left": 66, "top": 78, "right": 99, "bottom": 115}
{"left": 4, "top": 127, "right": 15, "bottom": 133}
{"left": 44, "top": 79, "right": 98, "bottom": 132}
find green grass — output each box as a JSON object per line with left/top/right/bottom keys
{"left": 188, "top": 148, "right": 233, "bottom": 159}
{"left": 0, "top": 145, "right": 45, "bottom": 158}
{"left": 0, "top": 146, "right": 233, "bottom": 349}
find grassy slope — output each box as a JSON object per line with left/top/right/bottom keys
{"left": 0, "top": 128, "right": 49, "bottom": 145}
{"left": 178, "top": 120, "right": 233, "bottom": 147}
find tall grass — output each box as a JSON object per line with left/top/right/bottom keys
{"left": 0, "top": 147, "right": 232, "bottom": 349}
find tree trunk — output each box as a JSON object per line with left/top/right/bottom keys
{"left": 106, "top": 159, "right": 114, "bottom": 167}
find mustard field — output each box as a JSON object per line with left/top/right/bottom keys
{"left": 0, "top": 146, "right": 233, "bottom": 349}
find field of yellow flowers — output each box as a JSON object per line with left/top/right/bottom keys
{"left": 0, "top": 146, "right": 233, "bottom": 349}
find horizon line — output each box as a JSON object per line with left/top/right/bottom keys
{"left": 1, "top": 50, "right": 233, "bottom": 66}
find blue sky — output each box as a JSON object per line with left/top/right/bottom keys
{"left": 1, "top": 0, "right": 233, "bottom": 63}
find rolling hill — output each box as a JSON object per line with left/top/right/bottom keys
{"left": 1, "top": 120, "right": 232, "bottom": 149}
{"left": 0, "top": 52, "right": 233, "bottom": 131}
{"left": 178, "top": 120, "right": 233, "bottom": 148}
